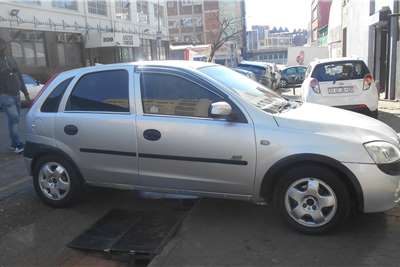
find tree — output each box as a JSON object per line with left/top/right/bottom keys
{"left": 207, "top": 15, "right": 243, "bottom": 62}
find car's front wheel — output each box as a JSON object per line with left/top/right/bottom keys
{"left": 278, "top": 79, "right": 288, "bottom": 88}
{"left": 33, "top": 155, "right": 83, "bottom": 208}
{"left": 274, "top": 165, "right": 351, "bottom": 234}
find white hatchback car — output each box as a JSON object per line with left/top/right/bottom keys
{"left": 301, "top": 58, "right": 378, "bottom": 118}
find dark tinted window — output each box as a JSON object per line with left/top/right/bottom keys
{"left": 141, "top": 73, "right": 222, "bottom": 118}
{"left": 297, "top": 67, "right": 306, "bottom": 75}
{"left": 312, "top": 61, "right": 370, "bottom": 82}
{"left": 66, "top": 70, "right": 129, "bottom": 112}
{"left": 285, "top": 68, "right": 296, "bottom": 75}
{"left": 41, "top": 77, "right": 73, "bottom": 113}
{"left": 237, "top": 64, "right": 266, "bottom": 76}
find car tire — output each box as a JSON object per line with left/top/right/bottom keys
{"left": 274, "top": 164, "right": 351, "bottom": 234}
{"left": 33, "top": 155, "right": 83, "bottom": 208}
{"left": 279, "top": 79, "right": 288, "bottom": 88}
{"left": 370, "top": 110, "right": 378, "bottom": 119}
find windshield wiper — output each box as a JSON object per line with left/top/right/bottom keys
{"left": 277, "top": 102, "right": 292, "bottom": 113}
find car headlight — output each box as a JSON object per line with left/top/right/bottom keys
{"left": 364, "top": 141, "right": 400, "bottom": 164}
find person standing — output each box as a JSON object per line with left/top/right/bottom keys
{"left": 0, "top": 38, "right": 30, "bottom": 154}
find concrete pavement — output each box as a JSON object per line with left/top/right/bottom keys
{"left": 150, "top": 199, "right": 400, "bottom": 267}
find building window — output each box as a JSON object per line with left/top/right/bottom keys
{"left": 115, "top": 0, "right": 131, "bottom": 20}
{"left": 52, "top": 0, "right": 77, "bottom": 10}
{"left": 10, "top": 31, "right": 47, "bottom": 67}
{"left": 141, "top": 39, "right": 152, "bottom": 60}
{"left": 88, "top": 0, "right": 107, "bottom": 16}
{"left": 137, "top": 0, "right": 149, "bottom": 23}
{"left": 14, "top": 0, "right": 41, "bottom": 5}
{"left": 56, "top": 33, "right": 82, "bottom": 67}
{"left": 154, "top": 3, "right": 166, "bottom": 27}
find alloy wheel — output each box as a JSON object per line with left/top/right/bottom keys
{"left": 284, "top": 178, "right": 337, "bottom": 228}
{"left": 38, "top": 162, "right": 71, "bottom": 201}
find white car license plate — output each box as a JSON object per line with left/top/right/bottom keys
{"left": 328, "top": 87, "right": 354, "bottom": 94}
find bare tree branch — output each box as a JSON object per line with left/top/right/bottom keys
{"left": 207, "top": 15, "right": 243, "bottom": 62}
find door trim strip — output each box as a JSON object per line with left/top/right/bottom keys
{"left": 80, "top": 148, "right": 137, "bottom": 157}
{"left": 79, "top": 149, "right": 248, "bottom": 165}
{"left": 139, "top": 153, "right": 248, "bottom": 166}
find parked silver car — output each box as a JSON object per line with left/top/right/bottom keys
{"left": 24, "top": 61, "right": 400, "bottom": 234}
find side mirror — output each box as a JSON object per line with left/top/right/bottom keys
{"left": 210, "top": 101, "right": 232, "bottom": 117}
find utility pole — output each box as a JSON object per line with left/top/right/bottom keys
{"left": 157, "top": 0, "right": 161, "bottom": 60}
{"left": 388, "top": 0, "right": 400, "bottom": 100}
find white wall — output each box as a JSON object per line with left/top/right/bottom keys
{"left": 327, "top": 0, "right": 342, "bottom": 58}
{"left": 345, "top": 0, "right": 370, "bottom": 63}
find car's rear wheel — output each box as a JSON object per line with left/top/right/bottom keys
{"left": 33, "top": 155, "right": 83, "bottom": 208}
{"left": 274, "top": 165, "right": 351, "bottom": 234}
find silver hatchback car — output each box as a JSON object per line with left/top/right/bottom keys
{"left": 24, "top": 61, "right": 400, "bottom": 234}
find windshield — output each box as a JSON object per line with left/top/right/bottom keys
{"left": 199, "top": 65, "right": 288, "bottom": 113}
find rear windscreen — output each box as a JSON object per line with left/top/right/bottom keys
{"left": 311, "top": 61, "right": 370, "bottom": 82}
{"left": 237, "top": 65, "right": 266, "bottom": 76}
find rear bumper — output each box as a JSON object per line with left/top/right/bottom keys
{"left": 344, "top": 162, "right": 400, "bottom": 213}
{"left": 335, "top": 105, "right": 378, "bottom": 118}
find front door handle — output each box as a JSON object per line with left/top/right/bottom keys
{"left": 64, "top": 125, "right": 78, "bottom": 136}
{"left": 143, "top": 129, "right": 161, "bottom": 141}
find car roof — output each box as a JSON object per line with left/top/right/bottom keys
{"left": 238, "top": 61, "right": 268, "bottom": 68}
{"left": 60, "top": 60, "right": 218, "bottom": 76}
{"left": 282, "top": 65, "right": 307, "bottom": 70}
{"left": 310, "top": 57, "right": 366, "bottom": 67}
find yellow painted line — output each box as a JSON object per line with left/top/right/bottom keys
{"left": 0, "top": 176, "right": 31, "bottom": 193}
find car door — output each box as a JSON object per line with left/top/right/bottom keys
{"left": 296, "top": 67, "right": 307, "bottom": 84}
{"left": 55, "top": 67, "right": 139, "bottom": 187}
{"left": 285, "top": 67, "right": 297, "bottom": 85}
{"left": 134, "top": 68, "right": 256, "bottom": 196}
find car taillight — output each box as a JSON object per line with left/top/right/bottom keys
{"left": 363, "top": 74, "right": 374, "bottom": 90}
{"left": 29, "top": 73, "right": 59, "bottom": 108}
{"left": 309, "top": 78, "right": 320, "bottom": 94}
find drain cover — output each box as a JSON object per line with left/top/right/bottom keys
{"left": 68, "top": 209, "right": 186, "bottom": 258}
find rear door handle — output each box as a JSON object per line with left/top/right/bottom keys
{"left": 143, "top": 129, "right": 161, "bottom": 141}
{"left": 64, "top": 125, "right": 78, "bottom": 136}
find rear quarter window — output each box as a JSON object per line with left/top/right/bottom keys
{"left": 311, "top": 61, "right": 370, "bottom": 82}
{"left": 41, "top": 77, "right": 73, "bottom": 113}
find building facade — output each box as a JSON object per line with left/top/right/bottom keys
{"left": 327, "top": 0, "right": 400, "bottom": 100}
{"left": 310, "top": 0, "right": 332, "bottom": 47}
{"left": 0, "top": 0, "right": 169, "bottom": 80}
{"left": 166, "top": 0, "right": 245, "bottom": 65}
{"left": 246, "top": 26, "right": 308, "bottom": 64}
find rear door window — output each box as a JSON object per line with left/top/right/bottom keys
{"left": 311, "top": 61, "right": 369, "bottom": 82}
{"left": 66, "top": 70, "right": 129, "bottom": 112}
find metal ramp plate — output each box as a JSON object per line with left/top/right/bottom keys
{"left": 68, "top": 209, "right": 185, "bottom": 259}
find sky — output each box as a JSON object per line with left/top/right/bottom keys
{"left": 245, "top": 0, "right": 311, "bottom": 31}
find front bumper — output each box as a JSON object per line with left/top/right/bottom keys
{"left": 344, "top": 162, "right": 400, "bottom": 213}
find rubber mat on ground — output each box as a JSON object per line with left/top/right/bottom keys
{"left": 68, "top": 209, "right": 185, "bottom": 258}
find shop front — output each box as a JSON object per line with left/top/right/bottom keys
{"left": 85, "top": 32, "right": 140, "bottom": 65}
